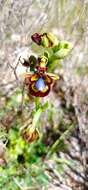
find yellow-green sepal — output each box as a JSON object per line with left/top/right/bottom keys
{"left": 47, "top": 32, "right": 59, "bottom": 46}
{"left": 41, "top": 35, "right": 49, "bottom": 48}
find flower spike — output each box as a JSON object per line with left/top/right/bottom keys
{"left": 19, "top": 32, "right": 72, "bottom": 97}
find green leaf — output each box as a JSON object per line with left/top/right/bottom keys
{"left": 36, "top": 173, "right": 49, "bottom": 185}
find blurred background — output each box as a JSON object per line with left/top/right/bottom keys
{"left": 0, "top": 0, "right": 88, "bottom": 190}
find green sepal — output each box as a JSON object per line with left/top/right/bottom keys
{"left": 41, "top": 36, "right": 49, "bottom": 48}
{"left": 47, "top": 32, "right": 59, "bottom": 46}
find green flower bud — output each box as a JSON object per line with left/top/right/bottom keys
{"left": 53, "top": 41, "right": 72, "bottom": 59}
{"left": 41, "top": 33, "right": 59, "bottom": 48}
{"left": 47, "top": 32, "right": 58, "bottom": 46}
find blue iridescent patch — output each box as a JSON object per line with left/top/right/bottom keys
{"left": 35, "top": 77, "right": 45, "bottom": 91}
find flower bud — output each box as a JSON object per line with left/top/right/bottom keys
{"left": 53, "top": 41, "right": 72, "bottom": 59}
{"left": 41, "top": 33, "right": 58, "bottom": 48}
{"left": 41, "top": 34, "right": 49, "bottom": 47}
{"left": 21, "top": 124, "right": 39, "bottom": 143}
{"left": 31, "top": 32, "right": 59, "bottom": 48}
{"left": 46, "top": 32, "right": 58, "bottom": 46}
{"left": 31, "top": 33, "right": 41, "bottom": 45}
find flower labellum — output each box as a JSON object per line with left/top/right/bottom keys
{"left": 35, "top": 77, "right": 46, "bottom": 91}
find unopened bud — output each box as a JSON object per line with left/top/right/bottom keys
{"left": 31, "top": 33, "right": 41, "bottom": 45}
{"left": 53, "top": 41, "right": 72, "bottom": 59}
{"left": 21, "top": 124, "right": 39, "bottom": 143}
{"left": 31, "top": 32, "right": 59, "bottom": 48}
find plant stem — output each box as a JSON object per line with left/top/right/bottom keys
{"left": 35, "top": 97, "right": 41, "bottom": 111}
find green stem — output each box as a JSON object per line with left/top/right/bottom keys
{"left": 35, "top": 97, "right": 41, "bottom": 111}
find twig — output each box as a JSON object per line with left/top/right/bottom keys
{"left": 19, "top": 81, "right": 25, "bottom": 113}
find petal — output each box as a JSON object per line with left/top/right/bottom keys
{"left": 31, "top": 73, "right": 39, "bottom": 81}
{"left": 47, "top": 73, "right": 59, "bottom": 80}
{"left": 31, "top": 33, "right": 41, "bottom": 45}
{"left": 44, "top": 75, "right": 53, "bottom": 84}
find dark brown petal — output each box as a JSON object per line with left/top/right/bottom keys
{"left": 31, "top": 33, "right": 41, "bottom": 45}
